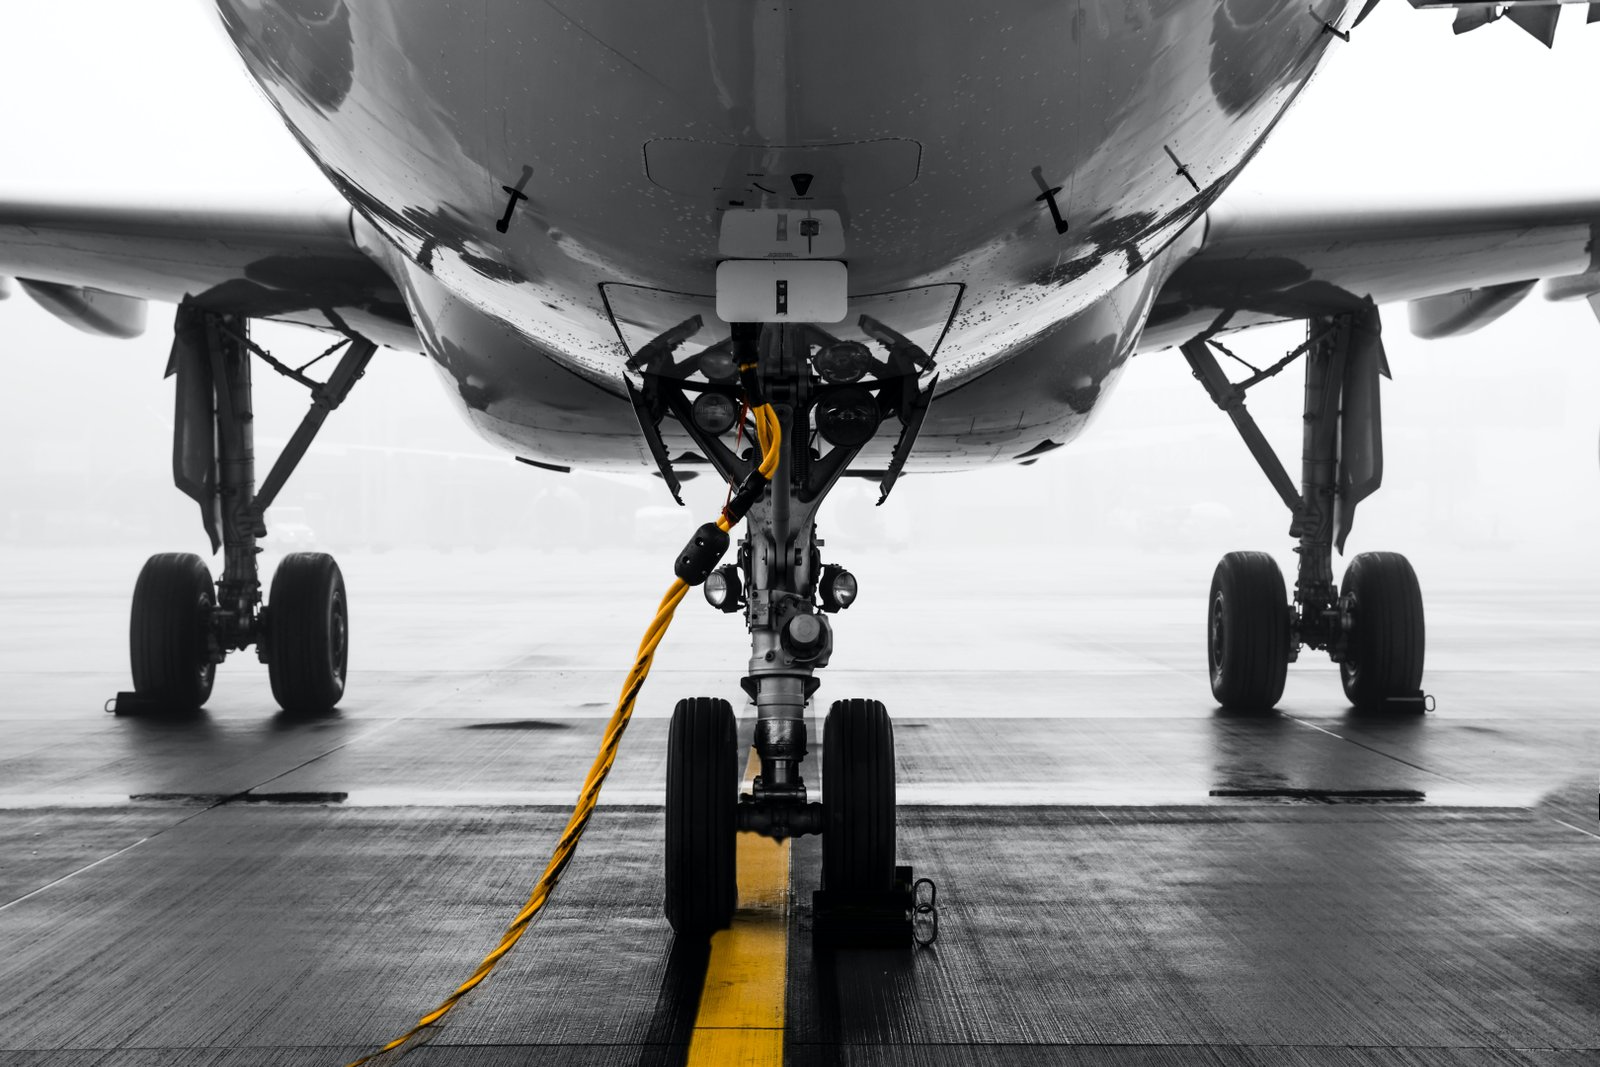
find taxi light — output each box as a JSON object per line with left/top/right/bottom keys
{"left": 815, "top": 386, "right": 879, "bottom": 448}
{"left": 819, "top": 564, "right": 857, "bottom": 612}
{"left": 704, "top": 564, "right": 743, "bottom": 612}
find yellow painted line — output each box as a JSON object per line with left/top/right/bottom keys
{"left": 686, "top": 747, "right": 790, "bottom": 1066}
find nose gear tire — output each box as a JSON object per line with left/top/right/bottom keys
{"left": 1207, "top": 551, "right": 1289, "bottom": 712}
{"left": 664, "top": 696, "right": 738, "bottom": 936}
{"left": 823, "top": 698, "right": 896, "bottom": 898}
{"left": 265, "top": 552, "right": 348, "bottom": 716}
{"left": 1338, "top": 551, "right": 1425, "bottom": 710}
{"left": 129, "top": 552, "right": 217, "bottom": 714}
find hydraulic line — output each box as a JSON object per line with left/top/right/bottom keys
{"left": 345, "top": 388, "right": 780, "bottom": 1066}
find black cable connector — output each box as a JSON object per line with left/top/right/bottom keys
{"left": 674, "top": 522, "right": 731, "bottom": 585}
{"left": 722, "top": 470, "right": 768, "bottom": 526}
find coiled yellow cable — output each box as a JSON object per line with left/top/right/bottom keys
{"left": 345, "top": 396, "right": 780, "bottom": 1066}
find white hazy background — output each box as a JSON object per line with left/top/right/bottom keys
{"left": 1, "top": 0, "right": 1598, "bottom": 587}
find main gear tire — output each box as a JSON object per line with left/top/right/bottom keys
{"left": 265, "top": 552, "right": 348, "bottom": 716}
{"left": 1339, "top": 551, "right": 1425, "bottom": 711}
{"left": 129, "top": 552, "right": 217, "bottom": 714}
{"left": 823, "top": 698, "right": 896, "bottom": 899}
{"left": 1207, "top": 551, "right": 1290, "bottom": 712}
{"left": 664, "top": 696, "right": 738, "bottom": 935}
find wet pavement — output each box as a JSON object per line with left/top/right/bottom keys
{"left": 1, "top": 547, "right": 1597, "bottom": 1065}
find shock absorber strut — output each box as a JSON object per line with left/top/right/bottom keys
{"left": 741, "top": 325, "right": 829, "bottom": 810}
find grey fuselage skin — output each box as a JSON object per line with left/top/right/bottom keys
{"left": 215, "top": 0, "right": 1350, "bottom": 472}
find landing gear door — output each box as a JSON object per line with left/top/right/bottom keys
{"left": 1334, "top": 305, "right": 1386, "bottom": 554}
{"left": 168, "top": 306, "right": 221, "bottom": 553}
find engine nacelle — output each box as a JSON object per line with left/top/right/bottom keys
{"left": 1407, "top": 280, "right": 1534, "bottom": 340}
{"left": 17, "top": 278, "right": 147, "bottom": 339}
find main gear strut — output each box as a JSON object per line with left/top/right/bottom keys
{"left": 1182, "top": 303, "right": 1428, "bottom": 713}
{"left": 112, "top": 302, "right": 376, "bottom": 717}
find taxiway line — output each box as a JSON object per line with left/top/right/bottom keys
{"left": 683, "top": 737, "right": 791, "bottom": 1065}
{"left": 686, "top": 831, "right": 790, "bottom": 1066}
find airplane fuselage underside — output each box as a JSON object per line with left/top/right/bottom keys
{"left": 217, "top": 0, "right": 1350, "bottom": 472}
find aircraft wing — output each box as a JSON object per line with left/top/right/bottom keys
{"left": 0, "top": 192, "right": 416, "bottom": 350}
{"left": 1142, "top": 191, "right": 1600, "bottom": 351}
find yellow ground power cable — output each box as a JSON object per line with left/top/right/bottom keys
{"left": 345, "top": 389, "right": 780, "bottom": 1066}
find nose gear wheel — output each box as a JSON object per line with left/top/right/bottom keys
{"left": 822, "top": 698, "right": 896, "bottom": 897}
{"left": 664, "top": 697, "right": 739, "bottom": 935}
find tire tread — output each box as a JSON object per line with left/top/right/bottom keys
{"left": 1208, "top": 551, "right": 1289, "bottom": 712}
{"left": 664, "top": 696, "right": 736, "bottom": 934}
{"left": 266, "top": 552, "right": 347, "bottom": 715}
{"left": 823, "top": 698, "right": 895, "bottom": 897}
{"left": 1340, "top": 551, "right": 1425, "bottom": 709}
{"left": 130, "top": 552, "right": 215, "bottom": 713}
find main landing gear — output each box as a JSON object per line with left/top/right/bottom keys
{"left": 116, "top": 303, "right": 375, "bottom": 718}
{"left": 634, "top": 318, "right": 937, "bottom": 943}
{"left": 1183, "top": 305, "right": 1427, "bottom": 714}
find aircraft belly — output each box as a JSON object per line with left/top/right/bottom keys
{"left": 390, "top": 255, "right": 649, "bottom": 470}
{"left": 215, "top": 0, "right": 1350, "bottom": 468}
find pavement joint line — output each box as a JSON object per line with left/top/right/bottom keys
{"left": 1547, "top": 817, "right": 1600, "bottom": 841}
{"left": 0, "top": 799, "right": 223, "bottom": 914}
{"left": 1280, "top": 712, "right": 1464, "bottom": 782}
{"left": 0, "top": 713, "right": 405, "bottom": 912}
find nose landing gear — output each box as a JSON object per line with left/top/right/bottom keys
{"left": 634, "top": 319, "right": 936, "bottom": 943}
{"left": 1184, "top": 306, "right": 1428, "bottom": 714}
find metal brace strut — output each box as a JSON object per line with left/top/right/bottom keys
{"left": 248, "top": 336, "right": 378, "bottom": 532}
{"left": 1179, "top": 337, "right": 1303, "bottom": 515}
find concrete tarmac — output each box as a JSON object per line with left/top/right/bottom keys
{"left": 2, "top": 546, "right": 1597, "bottom": 1065}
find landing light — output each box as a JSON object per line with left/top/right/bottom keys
{"left": 704, "top": 564, "right": 743, "bottom": 612}
{"left": 819, "top": 564, "right": 857, "bottom": 612}
{"left": 692, "top": 392, "right": 739, "bottom": 436}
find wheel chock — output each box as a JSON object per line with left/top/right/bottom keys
{"left": 1377, "top": 690, "right": 1435, "bottom": 714}
{"left": 106, "top": 691, "right": 185, "bottom": 716}
{"left": 812, "top": 866, "right": 937, "bottom": 949}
